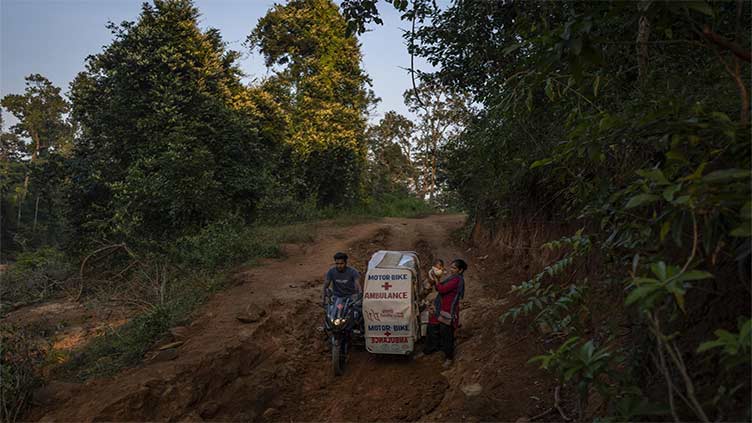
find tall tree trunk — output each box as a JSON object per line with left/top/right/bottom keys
{"left": 33, "top": 195, "right": 40, "bottom": 232}
{"left": 429, "top": 148, "right": 437, "bottom": 203}
{"left": 16, "top": 193, "right": 22, "bottom": 228}
{"left": 21, "top": 128, "right": 40, "bottom": 200}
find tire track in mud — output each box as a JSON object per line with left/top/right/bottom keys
{"left": 273, "top": 223, "right": 450, "bottom": 422}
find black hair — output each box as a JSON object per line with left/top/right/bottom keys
{"left": 434, "top": 259, "right": 444, "bottom": 265}
{"left": 452, "top": 259, "right": 467, "bottom": 273}
{"left": 334, "top": 252, "right": 348, "bottom": 261}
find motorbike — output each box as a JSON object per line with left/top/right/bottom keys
{"left": 323, "top": 293, "right": 362, "bottom": 376}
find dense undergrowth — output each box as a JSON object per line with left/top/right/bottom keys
{"left": 334, "top": 0, "right": 752, "bottom": 420}
{"left": 394, "top": 1, "right": 752, "bottom": 421}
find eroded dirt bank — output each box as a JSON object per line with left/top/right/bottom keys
{"left": 26, "top": 215, "right": 556, "bottom": 422}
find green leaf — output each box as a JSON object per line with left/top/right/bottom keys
{"left": 626, "top": 194, "right": 660, "bottom": 209}
{"left": 660, "top": 220, "right": 671, "bottom": 241}
{"left": 702, "top": 169, "right": 750, "bottom": 183}
{"left": 651, "top": 262, "right": 667, "bottom": 280}
{"left": 625, "top": 285, "right": 661, "bottom": 306}
{"left": 633, "top": 277, "right": 660, "bottom": 285}
{"left": 730, "top": 223, "right": 752, "bottom": 237}
{"left": 662, "top": 185, "right": 681, "bottom": 202}
{"left": 564, "top": 365, "right": 582, "bottom": 381}
{"left": 545, "top": 79, "right": 555, "bottom": 101}
{"left": 530, "top": 158, "right": 553, "bottom": 169}
{"left": 673, "top": 195, "right": 690, "bottom": 205}
{"left": 636, "top": 169, "right": 669, "bottom": 185}
{"left": 593, "top": 75, "right": 601, "bottom": 97}
{"left": 697, "top": 339, "right": 725, "bottom": 353}
{"left": 676, "top": 270, "right": 714, "bottom": 282}
{"left": 668, "top": 287, "right": 686, "bottom": 312}
{"left": 680, "top": 162, "right": 707, "bottom": 181}
{"left": 582, "top": 340, "right": 595, "bottom": 360}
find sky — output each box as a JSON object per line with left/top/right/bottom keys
{"left": 0, "top": 0, "right": 433, "bottom": 126}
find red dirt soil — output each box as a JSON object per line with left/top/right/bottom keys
{"left": 24, "top": 214, "right": 557, "bottom": 422}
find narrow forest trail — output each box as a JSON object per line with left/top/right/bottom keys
{"left": 29, "top": 214, "right": 555, "bottom": 422}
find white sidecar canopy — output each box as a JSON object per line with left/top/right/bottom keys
{"left": 363, "top": 251, "right": 422, "bottom": 355}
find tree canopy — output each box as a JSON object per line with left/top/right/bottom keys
{"left": 248, "top": 0, "right": 376, "bottom": 206}
{"left": 67, "top": 0, "right": 280, "bottom": 247}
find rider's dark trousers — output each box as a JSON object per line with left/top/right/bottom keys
{"left": 424, "top": 323, "right": 455, "bottom": 359}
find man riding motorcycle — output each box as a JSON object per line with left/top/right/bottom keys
{"left": 322, "top": 252, "right": 363, "bottom": 331}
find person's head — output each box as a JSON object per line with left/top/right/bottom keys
{"left": 449, "top": 259, "right": 467, "bottom": 275}
{"left": 433, "top": 259, "right": 445, "bottom": 269}
{"left": 333, "top": 252, "right": 348, "bottom": 272}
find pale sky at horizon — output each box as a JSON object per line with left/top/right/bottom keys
{"left": 1, "top": 0, "right": 434, "bottom": 128}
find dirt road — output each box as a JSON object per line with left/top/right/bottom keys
{"left": 29, "top": 214, "right": 554, "bottom": 422}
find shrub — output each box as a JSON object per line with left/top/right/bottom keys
{"left": 0, "top": 326, "right": 45, "bottom": 422}
{"left": 1, "top": 247, "right": 73, "bottom": 307}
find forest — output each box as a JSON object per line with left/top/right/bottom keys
{"left": 1, "top": 0, "right": 750, "bottom": 421}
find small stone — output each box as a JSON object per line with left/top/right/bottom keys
{"left": 199, "top": 401, "right": 219, "bottom": 418}
{"left": 236, "top": 305, "right": 267, "bottom": 324}
{"left": 149, "top": 348, "right": 178, "bottom": 362}
{"left": 461, "top": 383, "right": 483, "bottom": 397}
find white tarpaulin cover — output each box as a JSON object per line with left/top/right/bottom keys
{"left": 364, "top": 251, "right": 421, "bottom": 354}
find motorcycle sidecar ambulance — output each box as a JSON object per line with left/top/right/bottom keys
{"left": 362, "top": 250, "right": 423, "bottom": 355}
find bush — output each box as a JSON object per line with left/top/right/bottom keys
{"left": 0, "top": 326, "right": 45, "bottom": 422}
{"left": 1, "top": 247, "right": 74, "bottom": 308}
{"left": 172, "top": 218, "right": 279, "bottom": 270}
{"left": 57, "top": 270, "right": 220, "bottom": 381}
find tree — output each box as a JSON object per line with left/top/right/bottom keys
{"left": 1, "top": 75, "right": 72, "bottom": 247}
{"left": 68, "top": 0, "right": 278, "bottom": 248}
{"left": 404, "top": 81, "right": 470, "bottom": 202}
{"left": 248, "top": 0, "right": 376, "bottom": 206}
{"left": 0, "top": 114, "right": 24, "bottom": 162}
{"left": 365, "top": 111, "right": 415, "bottom": 195}
{"left": 1, "top": 74, "right": 71, "bottom": 164}
{"left": 341, "top": 0, "right": 751, "bottom": 419}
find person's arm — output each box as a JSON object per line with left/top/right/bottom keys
{"left": 354, "top": 269, "right": 362, "bottom": 293}
{"left": 323, "top": 270, "right": 332, "bottom": 304}
{"left": 435, "top": 275, "right": 460, "bottom": 294}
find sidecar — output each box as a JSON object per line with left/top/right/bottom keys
{"left": 362, "top": 250, "right": 423, "bottom": 355}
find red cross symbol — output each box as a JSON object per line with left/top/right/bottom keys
{"left": 382, "top": 282, "right": 392, "bottom": 290}
{"left": 384, "top": 331, "right": 391, "bottom": 337}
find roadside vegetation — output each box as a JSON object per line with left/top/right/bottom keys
{"left": 342, "top": 0, "right": 751, "bottom": 420}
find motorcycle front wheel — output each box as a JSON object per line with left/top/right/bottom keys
{"left": 331, "top": 336, "right": 347, "bottom": 376}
